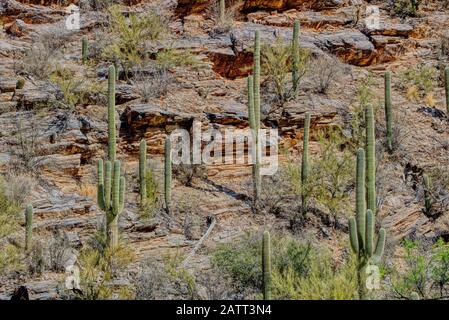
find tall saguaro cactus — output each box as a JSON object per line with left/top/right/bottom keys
{"left": 301, "top": 112, "right": 311, "bottom": 214}
{"left": 262, "top": 231, "right": 272, "bottom": 300}
{"left": 98, "top": 159, "right": 125, "bottom": 247}
{"left": 445, "top": 67, "right": 449, "bottom": 115}
{"left": 365, "top": 105, "right": 376, "bottom": 214}
{"left": 108, "top": 65, "right": 117, "bottom": 164}
{"left": 349, "top": 149, "right": 386, "bottom": 299}
{"left": 82, "top": 36, "right": 88, "bottom": 64}
{"left": 251, "top": 31, "right": 262, "bottom": 210}
{"left": 384, "top": 72, "right": 393, "bottom": 152}
{"left": 164, "top": 137, "right": 172, "bottom": 215}
{"left": 139, "top": 139, "right": 147, "bottom": 204}
{"left": 25, "top": 204, "right": 33, "bottom": 251}
{"left": 292, "top": 19, "right": 300, "bottom": 96}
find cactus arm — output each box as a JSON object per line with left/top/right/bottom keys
{"left": 82, "top": 36, "right": 88, "bottom": 64}
{"left": 25, "top": 204, "right": 33, "bottom": 251}
{"left": 247, "top": 76, "right": 256, "bottom": 130}
{"left": 372, "top": 228, "right": 386, "bottom": 264}
{"left": 301, "top": 112, "right": 310, "bottom": 212}
{"left": 365, "top": 209, "right": 374, "bottom": 257}
{"left": 139, "top": 139, "right": 147, "bottom": 202}
{"left": 104, "top": 161, "right": 112, "bottom": 210}
{"left": 119, "top": 176, "right": 125, "bottom": 212}
{"left": 365, "top": 105, "right": 376, "bottom": 214}
{"left": 97, "top": 159, "right": 105, "bottom": 210}
{"left": 262, "top": 231, "right": 272, "bottom": 300}
{"left": 108, "top": 65, "right": 116, "bottom": 164}
{"left": 112, "top": 160, "right": 120, "bottom": 216}
{"left": 349, "top": 217, "right": 359, "bottom": 253}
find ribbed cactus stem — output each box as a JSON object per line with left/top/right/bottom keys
{"left": 445, "top": 67, "right": 449, "bottom": 115}
{"left": 82, "top": 36, "right": 88, "bottom": 64}
{"left": 384, "top": 72, "right": 393, "bottom": 152}
{"left": 219, "top": 0, "right": 225, "bottom": 23}
{"left": 355, "top": 148, "right": 366, "bottom": 249}
{"left": 262, "top": 231, "right": 272, "bottom": 300}
{"left": 139, "top": 139, "right": 147, "bottom": 203}
{"left": 252, "top": 32, "right": 261, "bottom": 210}
{"left": 292, "top": 19, "right": 300, "bottom": 96}
{"left": 423, "top": 174, "right": 432, "bottom": 214}
{"left": 301, "top": 112, "right": 310, "bottom": 213}
{"left": 97, "top": 158, "right": 125, "bottom": 247}
{"left": 108, "top": 65, "right": 116, "bottom": 164}
{"left": 365, "top": 105, "right": 376, "bottom": 214}
{"left": 25, "top": 204, "right": 33, "bottom": 251}
{"left": 164, "top": 137, "right": 172, "bottom": 215}
{"left": 247, "top": 76, "right": 256, "bottom": 131}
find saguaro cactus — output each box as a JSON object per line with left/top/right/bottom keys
{"left": 384, "top": 72, "right": 393, "bottom": 152}
{"left": 139, "top": 139, "right": 147, "bottom": 204}
{"left": 82, "top": 36, "right": 88, "bottom": 64}
{"left": 262, "top": 231, "right": 272, "bottom": 300}
{"left": 164, "top": 137, "right": 172, "bottom": 215}
{"left": 365, "top": 105, "right": 376, "bottom": 214}
{"left": 25, "top": 204, "right": 33, "bottom": 251}
{"left": 252, "top": 31, "right": 262, "bottom": 210}
{"left": 423, "top": 174, "right": 432, "bottom": 215}
{"left": 108, "top": 65, "right": 116, "bottom": 164}
{"left": 349, "top": 149, "right": 386, "bottom": 299}
{"left": 292, "top": 19, "right": 300, "bottom": 96}
{"left": 445, "top": 67, "right": 449, "bottom": 115}
{"left": 219, "top": 0, "right": 225, "bottom": 24}
{"left": 98, "top": 159, "right": 125, "bottom": 247}
{"left": 301, "top": 112, "right": 310, "bottom": 214}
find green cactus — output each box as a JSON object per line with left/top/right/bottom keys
{"left": 139, "top": 139, "right": 147, "bottom": 204}
{"left": 384, "top": 72, "right": 393, "bottom": 152}
{"left": 219, "top": 0, "right": 225, "bottom": 24}
{"left": 82, "top": 36, "right": 88, "bottom": 64}
{"left": 108, "top": 65, "right": 116, "bottom": 164}
{"left": 164, "top": 137, "right": 172, "bottom": 215}
{"left": 262, "top": 231, "right": 272, "bottom": 300}
{"left": 423, "top": 174, "right": 432, "bottom": 215}
{"left": 349, "top": 149, "right": 386, "bottom": 299}
{"left": 365, "top": 105, "right": 376, "bottom": 214}
{"left": 25, "top": 204, "right": 33, "bottom": 251}
{"left": 97, "top": 159, "right": 125, "bottom": 247}
{"left": 445, "top": 67, "right": 449, "bottom": 115}
{"left": 252, "top": 32, "right": 261, "bottom": 210}
{"left": 292, "top": 19, "right": 300, "bottom": 96}
{"left": 301, "top": 112, "right": 310, "bottom": 214}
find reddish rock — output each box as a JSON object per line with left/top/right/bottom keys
{"left": 4, "top": 19, "right": 28, "bottom": 37}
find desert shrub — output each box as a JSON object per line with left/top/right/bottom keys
{"left": 103, "top": 5, "right": 169, "bottom": 79}
{"left": 393, "top": 0, "right": 421, "bottom": 17}
{"left": 416, "top": 169, "right": 449, "bottom": 219}
{"left": 398, "top": 64, "right": 437, "bottom": 105}
{"left": 386, "top": 238, "right": 449, "bottom": 299}
{"left": 135, "top": 253, "right": 198, "bottom": 300}
{"left": 132, "top": 64, "right": 175, "bottom": 102}
{"left": 310, "top": 55, "right": 343, "bottom": 94}
{"left": 0, "top": 177, "right": 24, "bottom": 276}
{"left": 262, "top": 38, "right": 310, "bottom": 105}
{"left": 69, "top": 232, "right": 135, "bottom": 300}
{"left": 211, "top": 232, "right": 312, "bottom": 298}
{"left": 173, "top": 164, "right": 207, "bottom": 187}
{"left": 209, "top": 0, "right": 234, "bottom": 34}
{"left": 155, "top": 47, "right": 199, "bottom": 71}
{"left": 311, "top": 129, "right": 354, "bottom": 225}
{"left": 49, "top": 67, "right": 86, "bottom": 110}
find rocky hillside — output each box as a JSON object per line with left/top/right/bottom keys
{"left": 1, "top": 0, "right": 449, "bottom": 300}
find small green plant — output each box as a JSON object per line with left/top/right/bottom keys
{"left": 393, "top": 0, "right": 421, "bottom": 17}
{"left": 104, "top": 5, "right": 169, "bottom": 79}
{"left": 25, "top": 204, "right": 33, "bottom": 252}
{"left": 82, "top": 36, "right": 88, "bottom": 64}
{"left": 301, "top": 112, "right": 310, "bottom": 215}
{"left": 156, "top": 47, "right": 199, "bottom": 71}
{"left": 49, "top": 67, "right": 87, "bottom": 110}
{"left": 399, "top": 64, "right": 437, "bottom": 104}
